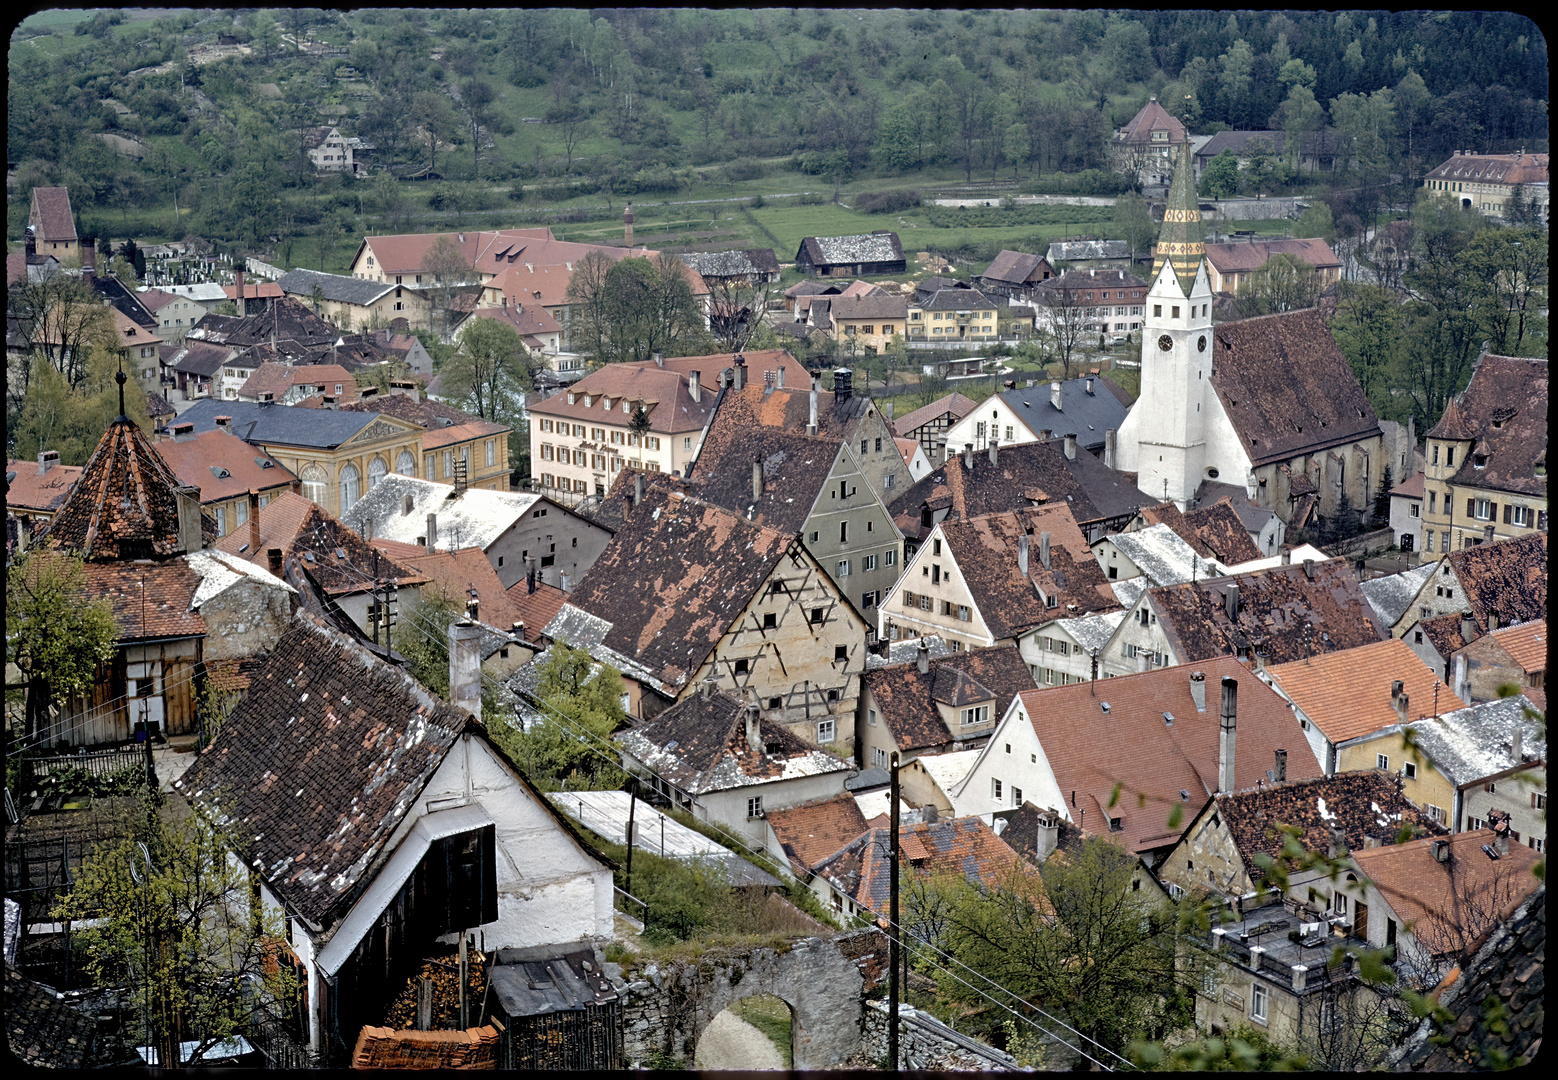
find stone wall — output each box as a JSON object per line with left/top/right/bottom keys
{"left": 860, "top": 1001, "right": 1027, "bottom": 1071}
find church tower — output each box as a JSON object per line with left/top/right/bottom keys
{"left": 1114, "top": 140, "right": 1217, "bottom": 507}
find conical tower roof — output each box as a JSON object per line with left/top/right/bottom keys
{"left": 40, "top": 414, "right": 198, "bottom": 562}
{"left": 1151, "top": 140, "right": 1205, "bottom": 294}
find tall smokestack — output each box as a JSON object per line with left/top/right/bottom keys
{"left": 426, "top": 512, "right": 437, "bottom": 553}
{"left": 1218, "top": 677, "right": 1238, "bottom": 793}
{"left": 1104, "top": 429, "right": 1117, "bottom": 470}
{"left": 248, "top": 490, "right": 261, "bottom": 555}
{"left": 624, "top": 202, "right": 634, "bottom": 248}
{"left": 449, "top": 621, "right": 483, "bottom": 721}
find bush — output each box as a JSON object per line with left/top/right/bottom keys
{"left": 1018, "top": 169, "right": 1138, "bottom": 197}
{"left": 506, "top": 185, "right": 525, "bottom": 202}
{"left": 749, "top": 193, "right": 765, "bottom": 209}
{"left": 721, "top": 160, "right": 768, "bottom": 182}
{"left": 856, "top": 190, "right": 921, "bottom": 214}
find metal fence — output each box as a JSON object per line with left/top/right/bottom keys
{"left": 17, "top": 744, "right": 147, "bottom": 792}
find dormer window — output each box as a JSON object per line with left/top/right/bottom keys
{"left": 567, "top": 393, "right": 576, "bottom": 404}
{"left": 1473, "top": 454, "right": 1487, "bottom": 468}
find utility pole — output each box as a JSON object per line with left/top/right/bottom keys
{"left": 625, "top": 776, "right": 637, "bottom": 902}
{"left": 888, "top": 751, "right": 900, "bottom": 1073}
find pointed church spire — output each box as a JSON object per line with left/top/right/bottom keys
{"left": 1151, "top": 140, "right": 1205, "bottom": 294}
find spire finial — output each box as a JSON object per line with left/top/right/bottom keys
{"left": 116, "top": 355, "right": 128, "bottom": 421}
{"left": 1152, "top": 139, "right": 1205, "bottom": 293}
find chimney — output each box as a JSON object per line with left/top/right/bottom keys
{"left": 1491, "top": 811, "right": 1510, "bottom": 855}
{"left": 962, "top": 443, "right": 973, "bottom": 470}
{"left": 1302, "top": 558, "right": 1314, "bottom": 580}
{"left": 1249, "top": 945, "right": 1265, "bottom": 973}
{"left": 1218, "top": 677, "right": 1238, "bottom": 793}
{"left": 215, "top": 415, "right": 232, "bottom": 430}
{"left": 267, "top": 547, "right": 283, "bottom": 576}
{"left": 1431, "top": 838, "right": 1451, "bottom": 863}
{"left": 1224, "top": 583, "right": 1240, "bottom": 620}
{"left": 1459, "top": 610, "right": 1475, "bottom": 642}
{"left": 653, "top": 351, "right": 663, "bottom": 367}
{"left": 624, "top": 202, "right": 634, "bottom": 248}
{"left": 776, "top": 365, "right": 786, "bottom": 389}
{"left": 808, "top": 376, "right": 820, "bottom": 435}
{"left": 81, "top": 240, "right": 96, "bottom": 283}
{"left": 1189, "top": 671, "right": 1207, "bottom": 712}
{"left": 834, "top": 367, "right": 852, "bottom": 400}
{"left": 1035, "top": 808, "right": 1061, "bottom": 862}
{"left": 752, "top": 457, "right": 763, "bottom": 502}
{"left": 916, "top": 637, "right": 931, "bottom": 674}
{"left": 1039, "top": 531, "right": 1051, "bottom": 570}
{"left": 1393, "top": 691, "right": 1409, "bottom": 726}
{"left": 448, "top": 621, "right": 484, "bottom": 721}
{"left": 988, "top": 439, "right": 999, "bottom": 465}
{"left": 1486, "top": 610, "right": 1498, "bottom": 632}
{"left": 1291, "top": 964, "right": 1309, "bottom": 992}
{"left": 248, "top": 490, "right": 261, "bottom": 555}
{"left": 733, "top": 353, "right": 747, "bottom": 391}
{"left": 37, "top": 450, "right": 60, "bottom": 475}
{"left": 425, "top": 512, "right": 437, "bottom": 553}
{"left": 1280, "top": 548, "right": 1291, "bottom": 565}
{"left": 1103, "top": 429, "right": 1116, "bottom": 470}
{"left": 1274, "top": 748, "right": 1287, "bottom": 782}
{"left": 687, "top": 370, "right": 701, "bottom": 403}
{"left": 235, "top": 264, "right": 246, "bottom": 317}
{"left": 1018, "top": 532, "right": 1030, "bottom": 576}
{"left": 700, "top": 674, "right": 718, "bottom": 701}
{"left": 1137, "top": 651, "right": 1150, "bottom": 673}
{"left": 1452, "top": 653, "right": 1470, "bottom": 704}
{"left": 1050, "top": 380, "right": 1063, "bottom": 411}
{"left": 1063, "top": 434, "right": 1077, "bottom": 460}
{"left": 745, "top": 702, "right": 762, "bottom": 754}
{"left": 511, "top": 620, "right": 525, "bottom": 640}
{"left": 633, "top": 473, "right": 645, "bottom": 506}
{"left": 1510, "top": 727, "right": 1523, "bottom": 763}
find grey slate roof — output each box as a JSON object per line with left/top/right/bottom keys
{"left": 797, "top": 232, "right": 905, "bottom": 267}
{"left": 1406, "top": 696, "right": 1546, "bottom": 788}
{"left": 1360, "top": 562, "right": 1436, "bottom": 629}
{"left": 488, "top": 946, "right": 618, "bottom": 1018}
{"left": 918, "top": 288, "right": 1000, "bottom": 312}
{"left": 1046, "top": 240, "right": 1130, "bottom": 262}
{"left": 1102, "top": 524, "right": 1226, "bottom": 587}
{"left": 176, "top": 397, "right": 385, "bottom": 450}
{"left": 1050, "top": 610, "right": 1127, "bottom": 655}
{"left": 276, "top": 268, "right": 396, "bottom": 306}
{"left": 344, "top": 474, "right": 541, "bottom": 552}
{"left": 678, "top": 248, "right": 779, "bottom": 279}
{"left": 1000, "top": 376, "right": 1130, "bottom": 451}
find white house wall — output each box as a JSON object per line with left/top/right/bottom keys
{"left": 950, "top": 698, "right": 1067, "bottom": 822}
{"left": 1098, "top": 594, "right": 1180, "bottom": 677}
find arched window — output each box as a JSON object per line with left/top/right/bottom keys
{"left": 396, "top": 449, "right": 416, "bottom": 477}
{"left": 340, "top": 463, "right": 361, "bottom": 512}
{"left": 368, "top": 456, "right": 387, "bottom": 491}
{"left": 300, "top": 463, "right": 327, "bottom": 506}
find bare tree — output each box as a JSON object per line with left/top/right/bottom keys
{"left": 6, "top": 272, "right": 118, "bottom": 409}
{"left": 1232, "top": 253, "right": 1321, "bottom": 318}
{"left": 1036, "top": 279, "right": 1092, "bottom": 379}
{"left": 422, "top": 236, "right": 477, "bottom": 338}
{"left": 705, "top": 272, "right": 772, "bottom": 353}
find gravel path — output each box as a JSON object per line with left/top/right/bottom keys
{"left": 693, "top": 1009, "right": 785, "bottom": 1071}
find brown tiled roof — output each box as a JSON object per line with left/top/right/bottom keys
{"left": 154, "top": 429, "right": 297, "bottom": 505}
{"left": 554, "top": 488, "right": 794, "bottom": 694}
{"left": 1417, "top": 611, "right": 1471, "bottom": 662}
{"left": 586, "top": 466, "right": 699, "bottom": 534}
{"left": 4, "top": 459, "right": 83, "bottom": 515}
{"left": 40, "top": 418, "right": 195, "bottom": 561}
{"left": 1116, "top": 98, "right": 1187, "bottom": 146}
{"left": 1180, "top": 499, "right": 1263, "bottom": 563}
{"left": 1267, "top": 637, "right": 1466, "bottom": 744}
{"left": 1203, "top": 238, "right": 1341, "bottom": 274}
{"left": 891, "top": 392, "right": 980, "bottom": 437}
{"left": 6, "top": 963, "right": 143, "bottom": 1068}
{"left": 831, "top": 293, "right": 909, "bottom": 321}
{"left": 940, "top": 507, "right": 1118, "bottom": 639}
{"left": 1351, "top": 829, "right": 1542, "bottom": 957}
{"left": 217, "top": 296, "right": 342, "bottom": 351}
{"left": 1148, "top": 559, "right": 1386, "bottom": 665}
{"left": 79, "top": 558, "right": 206, "bottom": 641}
{"left": 213, "top": 491, "right": 426, "bottom": 596}
{"left": 1444, "top": 532, "right": 1547, "bottom": 627}
{"left": 341, "top": 393, "right": 471, "bottom": 427}
{"left": 356, "top": 228, "right": 554, "bottom": 276}
{"left": 996, "top": 801, "right": 1086, "bottom": 865}
{"left": 1135, "top": 501, "right": 1215, "bottom": 559}
{"left": 815, "top": 816, "right": 1033, "bottom": 915}
{"left": 526, "top": 365, "right": 714, "bottom": 435}
{"left": 1210, "top": 308, "right": 1380, "bottom": 466}
{"left": 1427, "top": 355, "right": 1548, "bottom": 498}
{"left": 689, "top": 425, "right": 841, "bottom": 535}
{"left": 1483, "top": 619, "right": 1546, "bottom": 675}
{"left": 862, "top": 644, "right": 1036, "bottom": 753}
{"left": 1014, "top": 656, "right": 1322, "bottom": 854}
{"left": 615, "top": 689, "right": 849, "bottom": 795}
{"left": 1205, "top": 770, "right": 1447, "bottom": 883}
{"left": 175, "top": 614, "right": 472, "bottom": 926}
{"left": 1425, "top": 151, "right": 1549, "bottom": 186}
{"left": 464, "top": 303, "right": 562, "bottom": 337}
{"left": 417, "top": 418, "right": 511, "bottom": 452}
{"left": 711, "top": 365, "right": 880, "bottom": 443}
{"left": 28, "top": 187, "right": 76, "bottom": 245}
{"left": 982, "top": 250, "right": 1052, "bottom": 287}
{"left": 240, "top": 361, "right": 359, "bottom": 403}
{"left": 503, "top": 579, "right": 568, "bottom": 644}
{"left": 397, "top": 546, "right": 527, "bottom": 631}
{"left": 764, "top": 793, "right": 869, "bottom": 876}
{"left": 889, "top": 439, "right": 1154, "bottom": 540}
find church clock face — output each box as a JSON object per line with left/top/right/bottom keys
{"left": 1197, "top": 335, "right": 1208, "bottom": 352}
{"left": 1158, "top": 334, "right": 1173, "bottom": 352}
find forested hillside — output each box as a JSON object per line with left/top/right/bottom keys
{"left": 8, "top": 8, "right": 1547, "bottom": 254}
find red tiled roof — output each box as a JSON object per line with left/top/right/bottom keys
{"left": 1267, "top": 637, "right": 1466, "bottom": 744}
{"left": 503, "top": 579, "right": 568, "bottom": 644}
{"left": 1425, "top": 152, "right": 1549, "bottom": 187}
{"left": 41, "top": 418, "right": 193, "bottom": 561}
{"left": 526, "top": 365, "right": 716, "bottom": 435}
{"left": 29, "top": 187, "right": 77, "bottom": 244}
{"left": 418, "top": 419, "right": 511, "bottom": 451}
{"left": 395, "top": 546, "right": 526, "bottom": 631}
{"left": 891, "top": 393, "right": 980, "bottom": 437}
{"left": 213, "top": 491, "right": 426, "bottom": 596}
{"left": 816, "top": 816, "right": 1034, "bottom": 915}
{"left": 222, "top": 282, "right": 283, "bottom": 301}
{"left": 1116, "top": 98, "right": 1187, "bottom": 146}
{"left": 79, "top": 558, "right": 206, "bottom": 640}
{"left": 765, "top": 793, "right": 869, "bottom": 877}
{"left": 154, "top": 429, "right": 298, "bottom": 504}
{"left": 862, "top": 644, "right": 1036, "bottom": 753}
{"left": 1203, "top": 238, "right": 1341, "bottom": 274}
{"left": 1015, "top": 655, "right": 1321, "bottom": 854}
{"left": 4, "top": 459, "right": 83, "bottom": 515}
{"left": 1484, "top": 620, "right": 1546, "bottom": 675}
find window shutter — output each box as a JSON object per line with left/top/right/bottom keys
{"left": 1488, "top": 502, "right": 1497, "bottom": 521}
{"left": 1467, "top": 498, "right": 1476, "bottom": 518}
{"left": 1503, "top": 503, "right": 1512, "bottom": 524}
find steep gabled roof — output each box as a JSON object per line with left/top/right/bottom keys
{"left": 28, "top": 187, "right": 77, "bottom": 245}
{"left": 214, "top": 491, "right": 425, "bottom": 596}
{"left": 1427, "top": 355, "right": 1547, "bottom": 498}
{"left": 688, "top": 427, "right": 841, "bottom": 536}
{"left": 1202, "top": 770, "right": 1447, "bottom": 883}
{"left": 1266, "top": 638, "right": 1466, "bottom": 745}
{"left": 765, "top": 793, "right": 870, "bottom": 877}
{"left": 982, "top": 250, "right": 1051, "bottom": 286}
{"left": 614, "top": 690, "right": 850, "bottom": 796}
{"left": 1209, "top": 308, "right": 1380, "bottom": 465}
{"left": 814, "top": 816, "right": 1032, "bottom": 915}
{"left": 1116, "top": 97, "right": 1188, "bottom": 146}
{"left": 154, "top": 429, "right": 297, "bottom": 504}
{"left": 797, "top": 232, "right": 904, "bottom": 267}
{"left": 78, "top": 558, "right": 206, "bottom": 641}
{"left": 1148, "top": 559, "right": 1387, "bottom": 665}
{"left": 40, "top": 416, "right": 196, "bottom": 562}
{"left": 545, "top": 488, "right": 794, "bottom": 696}
{"left": 4, "top": 458, "right": 83, "bottom": 515}
{"left": 1180, "top": 500, "right": 1264, "bottom": 564}
{"left": 891, "top": 392, "right": 980, "bottom": 437}
{"left": 995, "top": 376, "right": 1131, "bottom": 450}
{"left": 1408, "top": 695, "right": 1545, "bottom": 789}
{"left": 1360, "top": 562, "right": 1437, "bottom": 629}
{"left": 1443, "top": 532, "right": 1547, "bottom": 627}
{"left": 1481, "top": 619, "right": 1547, "bottom": 676}
{"left": 175, "top": 614, "right": 471, "bottom": 927}
{"left": 861, "top": 644, "right": 1036, "bottom": 753}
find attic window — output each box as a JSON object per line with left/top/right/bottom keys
{"left": 1473, "top": 454, "right": 1487, "bottom": 468}
{"left": 1163, "top": 712, "right": 1175, "bottom": 725}
{"left": 210, "top": 466, "right": 231, "bottom": 478}
{"left": 1101, "top": 702, "right": 1110, "bottom": 713}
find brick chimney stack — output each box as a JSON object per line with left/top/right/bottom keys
{"left": 1218, "top": 677, "right": 1238, "bottom": 793}
{"left": 624, "top": 202, "right": 634, "bottom": 248}
{"left": 449, "top": 621, "right": 484, "bottom": 721}
{"left": 916, "top": 637, "right": 930, "bottom": 675}
{"left": 234, "top": 263, "right": 246, "bottom": 318}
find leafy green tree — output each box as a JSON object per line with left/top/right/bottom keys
{"left": 1217, "top": 39, "right": 1255, "bottom": 126}
{"left": 1462, "top": 225, "right": 1547, "bottom": 357}
{"left": 7, "top": 550, "right": 118, "bottom": 744}
{"left": 1112, "top": 191, "right": 1155, "bottom": 264}
{"left": 1233, "top": 254, "right": 1319, "bottom": 318}
{"left": 53, "top": 790, "right": 299, "bottom": 1068}
{"left": 443, "top": 318, "right": 534, "bottom": 421}
{"left": 1293, "top": 200, "right": 1337, "bottom": 247}
{"left": 565, "top": 251, "right": 708, "bottom": 365}
{"left": 1200, "top": 150, "right": 1240, "bottom": 200}
{"left": 493, "top": 643, "right": 627, "bottom": 789}
{"left": 1002, "top": 122, "right": 1030, "bottom": 178}
{"left": 1332, "top": 282, "right": 1404, "bottom": 418}
{"left": 13, "top": 346, "right": 152, "bottom": 468}
{"left": 873, "top": 103, "right": 917, "bottom": 172}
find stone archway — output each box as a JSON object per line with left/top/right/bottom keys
{"left": 619, "top": 934, "right": 868, "bottom": 1069}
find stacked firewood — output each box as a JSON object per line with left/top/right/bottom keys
{"left": 380, "top": 948, "right": 488, "bottom": 1032}
{"left": 351, "top": 1025, "right": 500, "bottom": 1069}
